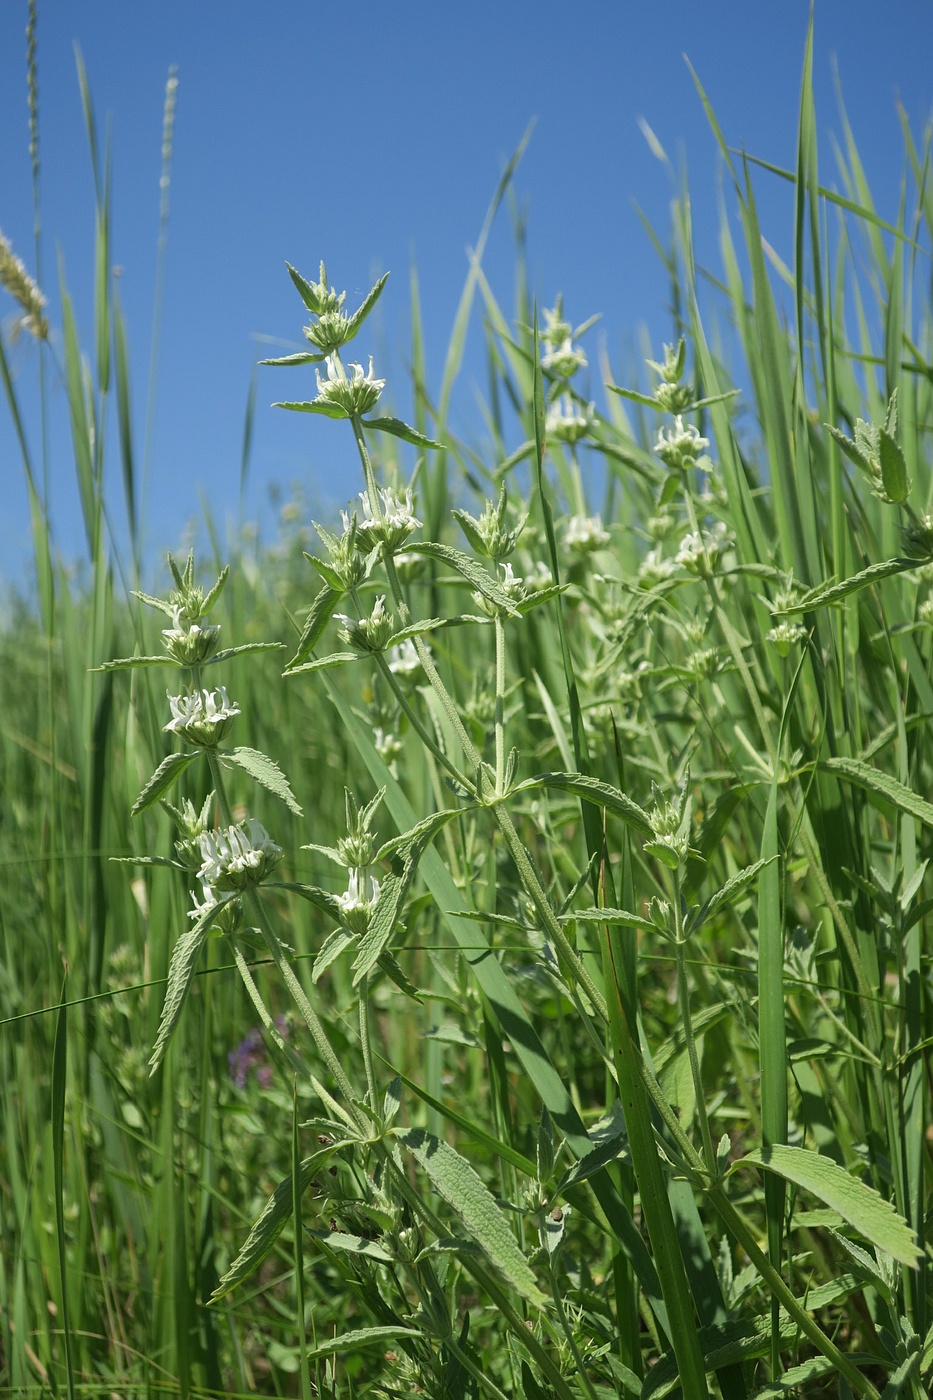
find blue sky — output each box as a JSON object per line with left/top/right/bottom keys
{"left": 1, "top": 1, "right": 931, "bottom": 587}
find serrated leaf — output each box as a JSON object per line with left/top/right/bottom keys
{"left": 304, "top": 1227, "right": 394, "bottom": 1263}
{"left": 303, "top": 553, "right": 345, "bottom": 591}
{"left": 93, "top": 654, "right": 174, "bottom": 673}
{"left": 826, "top": 423, "right": 871, "bottom": 474}
{"left": 131, "top": 751, "right": 199, "bottom": 816}
{"left": 149, "top": 900, "right": 232, "bottom": 1072}
{"left": 352, "top": 809, "right": 461, "bottom": 984}
{"left": 554, "top": 1125, "right": 628, "bottom": 1195}
{"left": 511, "top": 772, "right": 652, "bottom": 837}
{"left": 259, "top": 351, "right": 325, "bottom": 367}
{"left": 218, "top": 746, "right": 302, "bottom": 814}
{"left": 131, "top": 588, "right": 175, "bottom": 616}
{"left": 312, "top": 927, "right": 354, "bottom": 981}
{"left": 385, "top": 618, "right": 446, "bottom": 648}
{"left": 736, "top": 1145, "right": 921, "bottom": 1266}
{"left": 513, "top": 583, "right": 571, "bottom": 615}
{"left": 878, "top": 427, "right": 910, "bottom": 503}
{"left": 376, "top": 950, "right": 422, "bottom": 1001}
{"left": 303, "top": 1326, "right": 422, "bottom": 1361}
{"left": 274, "top": 398, "right": 348, "bottom": 419}
{"left": 209, "top": 1145, "right": 340, "bottom": 1300}
{"left": 205, "top": 641, "right": 286, "bottom": 665}
{"left": 452, "top": 510, "right": 488, "bottom": 555}
{"left": 565, "top": 907, "right": 648, "bottom": 930}
{"left": 774, "top": 557, "right": 916, "bottom": 613}
{"left": 286, "top": 261, "right": 326, "bottom": 313}
{"left": 689, "top": 856, "right": 776, "bottom": 932}
{"left": 405, "top": 542, "right": 520, "bottom": 615}
{"left": 287, "top": 582, "right": 345, "bottom": 668}
{"left": 361, "top": 415, "right": 444, "bottom": 449}
{"left": 396, "top": 1127, "right": 545, "bottom": 1306}
{"left": 286, "top": 651, "right": 360, "bottom": 676}
{"left": 821, "top": 756, "right": 933, "bottom": 827}
{"left": 344, "top": 271, "right": 390, "bottom": 338}
{"left": 270, "top": 881, "right": 344, "bottom": 918}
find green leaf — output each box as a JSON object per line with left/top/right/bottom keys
{"left": 352, "top": 809, "right": 462, "bottom": 984}
{"left": 259, "top": 351, "right": 324, "bottom": 367}
{"left": 303, "top": 1326, "right": 422, "bottom": 1361}
{"left": 689, "top": 856, "right": 776, "bottom": 933}
{"left": 93, "top": 654, "right": 174, "bottom": 672}
{"left": 774, "top": 558, "right": 916, "bottom": 613}
{"left": 149, "top": 901, "right": 232, "bottom": 1072}
{"left": 736, "top": 1145, "right": 922, "bottom": 1266}
{"left": 311, "top": 927, "right": 354, "bottom": 981}
{"left": 821, "top": 756, "right": 933, "bottom": 827}
{"left": 273, "top": 399, "right": 348, "bottom": 419}
{"left": 304, "top": 1227, "right": 394, "bottom": 1263}
{"left": 512, "top": 772, "right": 652, "bottom": 837}
{"left": 405, "top": 541, "right": 521, "bottom": 615}
{"left": 131, "top": 751, "right": 199, "bottom": 816}
{"left": 344, "top": 271, "right": 390, "bottom": 339}
{"left": 287, "top": 582, "right": 345, "bottom": 668}
{"left": 878, "top": 427, "right": 910, "bottom": 502}
{"left": 303, "top": 552, "right": 345, "bottom": 591}
{"left": 825, "top": 423, "right": 870, "bottom": 474}
{"left": 286, "top": 651, "right": 360, "bottom": 676}
{"left": 396, "top": 1127, "right": 546, "bottom": 1306}
{"left": 567, "top": 907, "right": 648, "bottom": 930}
{"left": 206, "top": 641, "right": 286, "bottom": 665}
{"left": 362, "top": 415, "right": 444, "bottom": 449}
{"left": 218, "top": 746, "right": 302, "bottom": 815}
{"left": 209, "top": 1146, "right": 341, "bottom": 1300}
{"left": 286, "top": 261, "right": 326, "bottom": 314}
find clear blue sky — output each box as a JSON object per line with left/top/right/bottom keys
{"left": 1, "top": 1, "right": 930, "bottom": 587}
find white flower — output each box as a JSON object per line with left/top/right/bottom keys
{"left": 655, "top": 417, "right": 709, "bottom": 471}
{"left": 388, "top": 637, "right": 424, "bottom": 677}
{"left": 356, "top": 485, "right": 421, "bottom": 551}
{"left": 637, "top": 549, "right": 677, "bottom": 589}
{"left": 314, "top": 353, "right": 385, "bottom": 417}
{"left": 336, "top": 594, "right": 395, "bottom": 652}
{"left": 198, "top": 819, "right": 282, "bottom": 891}
{"left": 335, "top": 867, "right": 382, "bottom": 934}
{"left": 541, "top": 336, "right": 587, "bottom": 380}
{"left": 675, "top": 522, "right": 731, "bottom": 577}
{"left": 546, "top": 395, "right": 595, "bottom": 445}
{"left": 161, "top": 605, "right": 221, "bottom": 664}
{"left": 564, "top": 514, "right": 610, "bottom": 555}
{"left": 188, "top": 880, "right": 218, "bottom": 922}
{"left": 164, "top": 685, "right": 240, "bottom": 746}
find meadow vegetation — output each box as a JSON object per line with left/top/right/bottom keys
{"left": 2, "top": 16, "right": 933, "bottom": 1399}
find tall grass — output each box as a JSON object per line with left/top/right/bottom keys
{"left": 2, "top": 15, "right": 933, "bottom": 1399}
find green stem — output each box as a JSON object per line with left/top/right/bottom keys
{"left": 672, "top": 872, "right": 716, "bottom": 1172}
{"left": 494, "top": 615, "right": 506, "bottom": 794}
{"left": 203, "top": 748, "right": 359, "bottom": 1111}
{"left": 359, "top": 973, "right": 377, "bottom": 1109}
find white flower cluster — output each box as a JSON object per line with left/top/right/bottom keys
{"left": 335, "top": 866, "right": 382, "bottom": 935}
{"left": 388, "top": 638, "right": 424, "bottom": 678}
{"left": 655, "top": 417, "right": 709, "bottom": 472}
{"left": 314, "top": 354, "right": 385, "bottom": 417}
{"left": 197, "top": 818, "right": 283, "bottom": 893}
{"left": 675, "top": 522, "right": 732, "bottom": 577}
{"left": 164, "top": 686, "right": 240, "bottom": 747}
{"left": 335, "top": 594, "right": 395, "bottom": 652}
{"left": 161, "top": 605, "right": 222, "bottom": 665}
{"left": 638, "top": 549, "right": 678, "bottom": 589}
{"left": 542, "top": 337, "right": 588, "bottom": 380}
{"left": 564, "top": 514, "right": 610, "bottom": 555}
{"left": 353, "top": 485, "right": 421, "bottom": 552}
{"left": 546, "top": 395, "right": 595, "bottom": 445}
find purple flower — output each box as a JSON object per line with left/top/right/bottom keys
{"left": 228, "top": 1020, "right": 288, "bottom": 1088}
